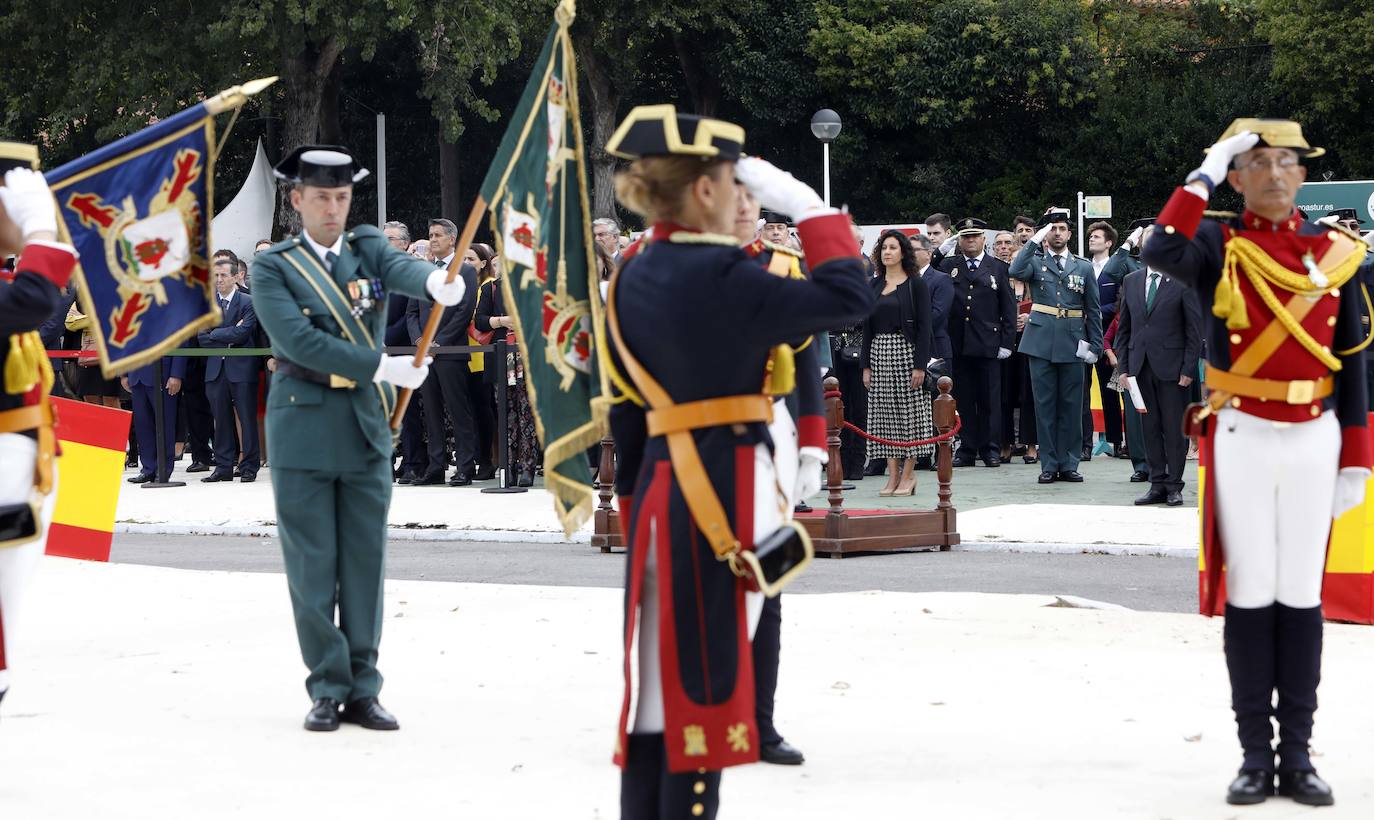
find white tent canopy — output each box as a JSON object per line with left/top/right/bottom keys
{"left": 211, "top": 139, "right": 276, "bottom": 262}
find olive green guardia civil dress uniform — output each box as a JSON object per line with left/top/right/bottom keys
{"left": 1009, "top": 241, "right": 1103, "bottom": 474}
{"left": 252, "top": 225, "right": 436, "bottom": 701}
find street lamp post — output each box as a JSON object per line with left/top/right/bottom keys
{"left": 810, "top": 109, "right": 842, "bottom": 207}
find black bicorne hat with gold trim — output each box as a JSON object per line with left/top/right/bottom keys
{"left": 273, "top": 144, "right": 370, "bottom": 187}
{"left": 606, "top": 105, "right": 745, "bottom": 162}
{"left": 0, "top": 141, "right": 40, "bottom": 175}
{"left": 954, "top": 217, "right": 987, "bottom": 236}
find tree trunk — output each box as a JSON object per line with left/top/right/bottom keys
{"left": 574, "top": 35, "right": 621, "bottom": 221}
{"left": 438, "top": 136, "right": 461, "bottom": 221}
{"left": 673, "top": 32, "right": 721, "bottom": 117}
{"left": 318, "top": 62, "right": 343, "bottom": 145}
{"left": 276, "top": 36, "right": 343, "bottom": 234}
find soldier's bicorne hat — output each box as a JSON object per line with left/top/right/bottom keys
{"left": 1039, "top": 207, "right": 1072, "bottom": 227}
{"left": 1213, "top": 118, "right": 1324, "bottom": 159}
{"left": 0, "top": 141, "right": 39, "bottom": 174}
{"left": 273, "top": 145, "right": 370, "bottom": 187}
{"left": 605, "top": 105, "right": 745, "bottom": 162}
{"left": 954, "top": 217, "right": 986, "bottom": 236}
{"left": 1326, "top": 207, "right": 1367, "bottom": 227}
{"left": 760, "top": 210, "right": 792, "bottom": 226}
{"left": 1128, "top": 218, "right": 1155, "bottom": 231}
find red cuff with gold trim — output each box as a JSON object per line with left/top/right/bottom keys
{"left": 16, "top": 242, "right": 78, "bottom": 289}
{"left": 1339, "top": 427, "right": 1371, "bottom": 470}
{"left": 617, "top": 495, "right": 634, "bottom": 542}
{"left": 1156, "top": 187, "right": 1207, "bottom": 240}
{"left": 795, "top": 212, "right": 858, "bottom": 268}
{"left": 797, "top": 415, "right": 826, "bottom": 451}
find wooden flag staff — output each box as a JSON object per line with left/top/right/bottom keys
{"left": 389, "top": 194, "right": 489, "bottom": 429}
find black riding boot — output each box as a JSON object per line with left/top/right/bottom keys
{"left": 1273, "top": 603, "right": 1334, "bottom": 805}
{"left": 1223, "top": 604, "right": 1277, "bottom": 772}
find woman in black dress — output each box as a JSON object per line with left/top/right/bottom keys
{"left": 472, "top": 246, "right": 542, "bottom": 487}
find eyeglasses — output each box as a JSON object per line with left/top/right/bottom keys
{"left": 1237, "top": 155, "right": 1300, "bottom": 173}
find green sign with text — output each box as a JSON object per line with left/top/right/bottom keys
{"left": 1296, "top": 180, "right": 1374, "bottom": 225}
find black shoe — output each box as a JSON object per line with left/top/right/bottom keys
{"left": 303, "top": 698, "right": 341, "bottom": 732}
{"left": 952, "top": 456, "right": 976, "bottom": 468}
{"left": 239, "top": 472, "right": 257, "bottom": 484}
{"left": 1166, "top": 491, "right": 1183, "bottom": 507}
{"left": 1038, "top": 471, "right": 1056, "bottom": 484}
{"left": 1113, "top": 444, "right": 1128, "bottom": 459}
{"left": 1023, "top": 454, "right": 1038, "bottom": 464}
{"left": 1226, "top": 769, "right": 1274, "bottom": 805}
{"left": 1277, "top": 770, "right": 1333, "bottom": 806}
{"left": 1135, "top": 490, "right": 1168, "bottom": 506}
{"left": 412, "top": 470, "right": 445, "bottom": 486}
{"left": 474, "top": 465, "right": 497, "bottom": 481}
{"left": 397, "top": 471, "right": 419, "bottom": 485}
{"left": 1057, "top": 470, "right": 1084, "bottom": 482}
{"left": 1129, "top": 470, "right": 1149, "bottom": 482}
{"left": 864, "top": 460, "right": 886, "bottom": 477}
{"left": 759, "top": 739, "right": 805, "bottom": 765}
{"left": 517, "top": 471, "right": 534, "bottom": 487}
{"left": 981, "top": 455, "right": 1001, "bottom": 468}
{"left": 448, "top": 471, "right": 473, "bottom": 487}
{"left": 185, "top": 461, "right": 210, "bottom": 473}
{"left": 1081, "top": 446, "right": 1093, "bottom": 461}
{"left": 233, "top": 467, "right": 242, "bottom": 478}
{"left": 127, "top": 472, "right": 155, "bottom": 484}
{"left": 794, "top": 503, "right": 812, "bottom": 514}
{"left": 341, "top": 697, "right": 399, "bottom": 730}
{"left": 914, "top": 457, "right": 933, "bottom": 471}
{"left": 200, "top": 470, "right": 234, "bottom": 483}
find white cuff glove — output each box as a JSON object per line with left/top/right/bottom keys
{"left": 374, "top": 354, "right": 433, "bottom": 389}
{"left": 1188, "top": 130, "right": 1259, "bottom": 192}
{"left": 426, "top": 269, "right": 467, "bottom": 306}
{"left": 1332, "top": 467, "right": 1370, "bottom": 518}
{"left": 793, "top": 447, "right": 827, "bottom": 503}
{"left": 1315, "top": 215, "right": 1341, "bottom": 228}
{"left": 735, "top": 156, "right": 826, "bottom": 222}
{"left": 1030, "top": 224, "right": 1052, "bottom": 245}
{"left": 996, "top": 347, "right": 1012, "bottom": 360}
{"left": 938, "top": 236, "right": 957, "bottom": 256}
{"left": 1124, "top": 226, "right": 1145, "bottom": 250}
{"left": 1361, "top": 230, "right": 1374, "bottom": 246}
{"left": 1075, "top": 339, "right": 1098, "bottom": 364}
{"left": 0, "top": 168, "right": 59, "bottom": 237}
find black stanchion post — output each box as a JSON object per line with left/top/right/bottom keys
{"left": 144, "top": 356, "right": 185, "bottom": 489}
{"left": 482, "top": 338, "right": 526, "bottom": 495}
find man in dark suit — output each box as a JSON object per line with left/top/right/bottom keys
{"left": 939, "top": 217, "right": 1017, "bottom": 467}
{"left": 406, "top": 218, "right": 479, "bottom": 486}
{"left": 383, "top": 221, "right": 426, "bottom": 484}
{"left": 198, "top": 257, "right": 261, "bottom": 482}
{"left": 913, "top": 232, "right": 952, "bottom": 470}
{"left": 1114, "top": 237, "right": 1203, "bottom": 507}
{"left": 122, "top": 354, "right": 188, "bottom": 483}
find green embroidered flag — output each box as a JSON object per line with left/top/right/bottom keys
{"left": 479, "top": 0, "right": 607, "bottom": 535}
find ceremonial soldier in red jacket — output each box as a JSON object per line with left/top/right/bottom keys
{"left": 602, "top": 105, "right": 872, "bottom": 819}
{"left": 0, "top": 145, "right": 80, "bottom": 714}
{"left": 1143, "top": 119, "right": 1371, "bottom": 807}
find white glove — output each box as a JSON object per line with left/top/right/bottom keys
{"left": 1124, "top": 226, "right": 1145, "bottom": 249}
{"left": 1189, "top": 130, "right": 1259, "bottom": 192}
{"left": 1075, "top": 339, "right": 1098, "bottom": 364}
{"left": 0, "top": 168, "right": 59, "bottom": 237}
{"left": 1315, "top": 215, "right": 1341, "bottom": 228}
{"left": 1030, "top": 224, "right": 1052, "bottom": 245}
{"left": 1362, "top": 230, "right": 1373, "bottom": 246}
{"left": 938, "top": 236, "right": 957, "bottom": 256}
{"left": 996, "top": 347, "right": 1012, "bottom": 360}
{"left": 374, "top": 354, "right": 432, "bottom": 389}
{"left": 1332, "top": 467, "right": 1370, "bottom": 518}
{"left": 426, "top": 269, "right": 467, "bottom": 306}
{"left": 793, "top": 447, "right": 827, "bottom": 503}
{"left": 735, "top": 156, "right": 828, "bottom": 223}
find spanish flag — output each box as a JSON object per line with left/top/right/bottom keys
{"left": 45, "top": 397, "right": 130, "bottom": 562}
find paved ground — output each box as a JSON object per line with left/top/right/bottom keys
{"left": 3, "top": 558, "right": 1371, "bottom": 819}
{"left": 110, "top": 533, "right": 1200, "bottom": 613}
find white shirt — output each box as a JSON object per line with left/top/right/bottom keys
{"left": 1092, "top": 256, "right": 1109, "bottom": 276}
{"left": 962, "top": 251, "right": 987, "bottom": 267}
{"left": 436, "top": 253, "right": 455, "bottom": 270}
{"left": 917, "top": 264, "right": 931, "bottom": 277}
{"left": 302, "top": 228, "right": 344, "bottom": 270}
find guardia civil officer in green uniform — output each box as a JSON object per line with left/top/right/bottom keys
{"left": 252, "top": 146, "right": 466, "bottom": 731}
{"left": 1009, "top": 208, "right": 1103, "bottom": 484}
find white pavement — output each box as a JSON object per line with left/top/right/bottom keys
{"left": 113, "top": 466, "right": 1200, "bottom": 554}
{"left": 3, "top": 558, "right": 1371, "bottom": 818}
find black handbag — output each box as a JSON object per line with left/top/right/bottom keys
{"left": 923, "top": 357, "right": 950, "bottom": 394}
{"left": 0, "top": 498, "right": 40, "bottom": 548}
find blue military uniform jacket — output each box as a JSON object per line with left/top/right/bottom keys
{"left": 938, "top": 253, "right": 1016, "bottom": 358}
{"left": 1010, "top": 241, "right": 1103, "bottom": 363}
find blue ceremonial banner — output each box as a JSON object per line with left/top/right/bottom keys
{"left": 45, "top": 101, "right": 225, "bottom": 377}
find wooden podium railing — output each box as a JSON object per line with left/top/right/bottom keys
{"left": 590, "top": 375, "right": 960, "bottom": 555}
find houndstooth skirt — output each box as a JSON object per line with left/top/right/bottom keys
{"left": 865, "top": 333, "right": 935, "bottom": 460}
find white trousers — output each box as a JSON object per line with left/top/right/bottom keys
{"left": 1213, "top": 408, "right": 1339, "bottom": 609}
{"left": 0, "top": 433, "right": 55, "bottom": 694}
{"left": 632, "top": 443, "right": 780, "bottom": 734}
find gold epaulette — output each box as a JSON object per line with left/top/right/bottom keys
{"left": 665, "top": 230, "right": 738, "bottom": 247}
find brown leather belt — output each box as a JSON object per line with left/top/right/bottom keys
{"left": 1031, "top": 304, "right": 1083, "bottom": 319}
{"left": 1205, "top": 364, "right": 1333, "bottom": 405}
{"left": 0, "top": 402, "right": 56, "bottom": 495}
{"left": 0, "top": 403, "right": 51, "bottom": 434}
{"left": 646, "top": 395, "right": 773, "bottom": 437}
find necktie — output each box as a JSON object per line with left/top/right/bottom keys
{"left": 325, "top": 250, "right": 338, "bottom": 272}
{"left": 1146, "top": 272, "right": 1160, "bottom": 312}
{"left": 968, "top": 257, "right": 979, "bottom": 272}
{"left": 219, "top": 297, "right": 229, "bottom": 313}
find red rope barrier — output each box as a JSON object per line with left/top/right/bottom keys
{"left": 824, "top": 388, "right": 962, "bottom": 448}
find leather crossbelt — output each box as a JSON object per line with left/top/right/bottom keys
{"left": 1031, "top": 304, "right": 1083, "bottom": 319}
{"left": 1204, "top": 364, "right": 1332, "bottom": 405}
{"left": 646, "top": 395, "right": 773, "bottom": 437}
{"left": 275, "top": 359, "right": 357, "bottom": 389}
{"left": 0, "top": 403, "right": 49, "bottom": 434}
{"left": 0, "top": 402, "right": 56, "bottom": 495}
